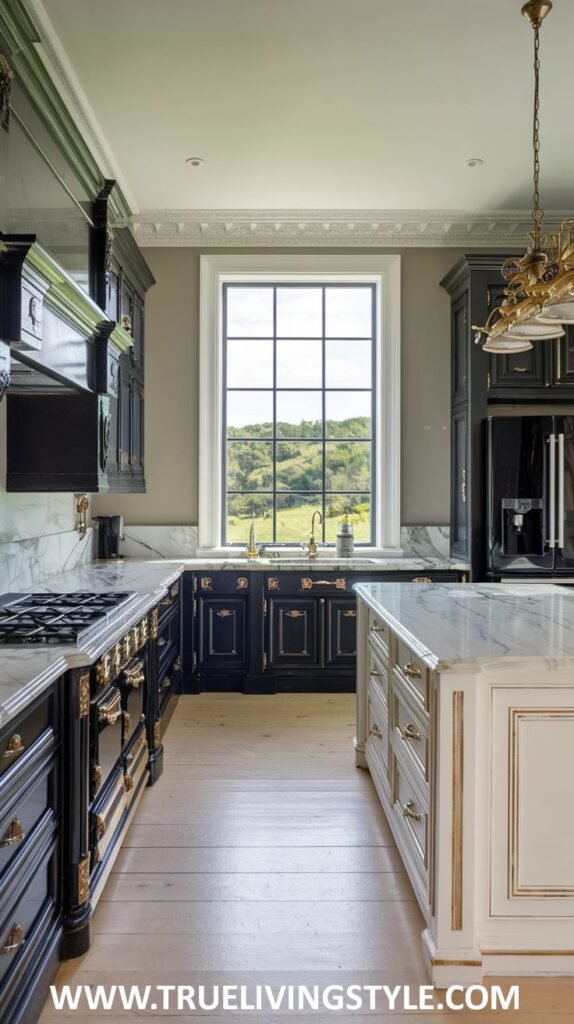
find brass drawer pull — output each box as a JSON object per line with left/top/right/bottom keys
{"left": 404, "top": 662, "right": 422, "bottom": 679}
{"left": 411, "top": 576, "right": 432, "bottom": 583}
{"left": 0, "top": 924, "right": 24, "bottom": 955}
{"left": 170, "top": 584, "right": 179, "bottom": 598}
{"left": 157, "top": 637, "right": 167, "bottom": 647}
{"left": 370, "top": 624, "right": 385, "bottom": 633}
{"left": 369, "top": 724, "right": 383, "bottom": 739}
{"left": 98, "top": 691, "right": 122, "bottom": 724}
{"left": 124, "top": 773, "right": 135, "bottom": 792}
{"left": 513, "top": 366, "right": 528, "bottom": 373}
{"left": 161, "top": 675, "right": 171, "bottom": 692}
{"left": 216, "top": 609, "right": 235, "bottom": 618}
{"left": 343, "top": 609, "right": 357, "bottom": 618}
{"left": 124, "top": 660, "right": 145, "bottom": 686}
{"left": 301, "top": 577, "right": 346, "bottom": 589}
{"left": 160, "top": 595, "right": 173, "bottom": 607}
{"left": 399, "top": 723, "right": 421, "bottom": 742}
{"left": 286, "top": 609, "right": 305, "bottom": 618}
{"left": 0, "top": 819, "right": 25, "bottom": 848}
{"left": 123, "top": 712, "right": 130, "bottom": 731}
{"left": 3, "top": 734, "right": 24, "bottom": 760}
{"left": 403, "top": 800, "right": 423, "bottom": 822}
{"left": 96, "top": 814, "right": 107, "bottom": 839}
{"left": 173, "top": 657, "right": 181, "bottom": 672}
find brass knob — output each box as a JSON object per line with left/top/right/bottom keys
{"left": 399, "top": 723, "right": 421, "bottom": 742}
{"left": 404, "top": 663, "right": 422, "bottom": 679}
{"left": 403, "top": 800, "right": 423, "bottom": 823}
{"left": 0, "top": 819, "right": 25, "bottom": 848}
{"left": 370, "top": 624, "right": 385, "bottom": 633}
{"left": 2, "top": 734, "right": 24, "bottom": 760}
{"left": 98, "top": 691, "right": 122, "bottom": 724}
{"left": 124, "top": 773, "right": 135, "bottom": 792}
{"left": 369, "top": 724, "right": 382, "bottom": 739}
{"left": 411, "top": 577, "right": 432, "bottom": 584}
{"left": 0, "top": 924, "right": 24, "bottom": 955}
{"left": 96, "top": 814, "right": 107, "bottom": 839}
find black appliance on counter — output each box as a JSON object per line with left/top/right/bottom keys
{"left": 487, "top": 415, "right": 574, "bottom": 579}
{"left": 93, "top": 515, "right": 124, "bottom": 560}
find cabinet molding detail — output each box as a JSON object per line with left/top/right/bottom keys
{"left": 451, "top": 690, "right": 464, "bottom": 930}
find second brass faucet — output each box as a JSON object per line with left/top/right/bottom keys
{"left": 306, "top": 510, "right": 323, "bottom": 559}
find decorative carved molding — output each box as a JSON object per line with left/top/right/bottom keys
{"left": 130, "top": 209, "right": 573, "bottom": 249}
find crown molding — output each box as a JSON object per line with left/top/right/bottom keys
{"left": 130, "top": 209, "right": 573, "bottom": 249}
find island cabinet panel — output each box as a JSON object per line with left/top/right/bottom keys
{"left": 0, "top": 686, "right": 63, "bottom": 1024}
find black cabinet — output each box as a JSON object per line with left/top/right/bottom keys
{"left": 268, "top": 598, "right": 319, "bottom": 668}
{"left": 325, "top": 599, "right": 357, "bottom": 667}
{"left": 197, "top": 597, "right": 249, "bottom": 669}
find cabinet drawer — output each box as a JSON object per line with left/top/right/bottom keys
{"left": 369, "top": 650, "right": 388, "bottom": 710}
{"left": 158, "top": 580, "right": 181, "bottom": 621}
{"left": 0, "top": 697, "right": 51, "bottom": 783}
{"left": 91, "top": 768, "right": 126, "bottom": 869}
{"left": 124, "top": 729, "right": 148, "bottom": 811}
{"left": 158, "top": 613, "right": 180, "bottom": 675}
{"left": 196, "top": 573, "right": 249, "bottom": 595}
{"left": 390, "top": 677, "right": 429, "bottom": 784}
{"left": 0, "top": 825, "right": 57, "bottom": 992}
{"left": 394, "top": 639, "right": 429, "bottom": 710}
{"left": 0, "top": 759, "right": 55, "bottom": 883}
{"left": 392, "top": 758, "right": 428, "bottom": 881}
{"left": 367, "top": 678, "right": 389, "bottom": 777}
{"left": 368, "top": 611, "right": 389, "bottom": 659}
{"left": 265, "top": 573, "right": 351, "bottom": 594}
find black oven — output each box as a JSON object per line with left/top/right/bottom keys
{"left": 90, "top": 685, "right": 123, "bottom": 800}
{"left": 120, "top": 653, "right": 147, "bottom": 748}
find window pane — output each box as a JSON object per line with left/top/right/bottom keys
{"left": 324, "top": 494, "right": 371, "bottom": 543}
{"left": 227, "top": 494, "right": 273, "bottom": 543}
{"left": 227, "top": 441, "right": 273, "bottom": 490}
{"left": 325, "top": 287, "right": 372, "bottom": 337}
{"left": 325, "top": 339, "right": 372, "bottom": 388}
{"left": 276, "top": 287, "right": 322, "bottom": 337}
{"left": 227, "top": 392, "right": 273, "bottom": 438}
{"left": 276, "top": 441, "right": 322, "bottom": 491}
{"left": 325, "top": 392, "right": 371, "bottom": 438}
{"left": 276, "top": 493, "right": 323, "bottom": 543}
{"left": 227, "top": 339, "right": 273, "bottom": 388}
{"left": 227, "top": 287, "right": 273, "bottom": 337}
{"left": 276, "top": 391, "right": 322, "bottom": 438}
{"left": 276, "top": 339, "right": 322, "bottom": 388}
{"left": 325, "top": 441, "right": 371, "bottom": 491}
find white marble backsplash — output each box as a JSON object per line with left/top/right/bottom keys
{"left": 0, "top": 528, "right": 93, "bottom": 591}
{"left": 120, "top": 525, "right": 199, "bottom": 559}
{"left": 400, "top": 526, "right": 450, "bottom": 558}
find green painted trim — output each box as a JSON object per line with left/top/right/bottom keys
{"left": 27, "top": 243, "right": 133, "bottom": 350}
{"left": 0, "top": 0, "right": 132, "bottom": 219}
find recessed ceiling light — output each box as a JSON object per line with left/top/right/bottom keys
{"left": 186, "top": 156, "right": 204, "bottom": 167}
{"left": 465, "top": 157, "right": 484, "bottom": 168}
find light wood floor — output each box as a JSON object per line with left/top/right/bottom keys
{"left": 41, "top": 694, "right": 573, "bottom": 1022}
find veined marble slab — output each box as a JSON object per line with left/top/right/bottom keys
{"left": 120, "top": 526, "right": 198, "bottom": 559}
{"left": 0, "top": 528, "right": 93, "bottom": 591}
{"left": 0, "top": 492, "right": 76, "bottom": 545}
{"left": 122, "top": 555, "right": 468, "bottom": 572}
{"left": 400, "top": 525, "right": 450, "bottom": 558}
{"left": 355, "top": 582, "right": 574, "bottom": 672}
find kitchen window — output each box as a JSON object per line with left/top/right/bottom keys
{"left": 199, "top": 255, "right": 401, "bottom": 554}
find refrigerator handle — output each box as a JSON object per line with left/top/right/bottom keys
{"left": 548, "top": 433, "right": 556, "bottom": 549}
{"left": 558, "top": 432, "right": 565, "bottom": 550}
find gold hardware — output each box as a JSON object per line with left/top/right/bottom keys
{"left": 286, "top": 609, "right": 305, "bottom": 618}
{"left": 236, "top": 577, "right": 248, "bottom": 590}
{"left": 149, "top": 607, "right": 159, "bottom": 639}
{"left": 343, "top": 609, "right": 357, "bottom": 618}
{"left": 95, "top": 814, "right": 107, "bottom": 840}
{"left": 121, "top": 314, "right": 132, "bottom": 334}
{"left": 171, "top": 583, "right": 179, "bottom": 598}
{"left": 216, "top": 609, "right": 235, "bottom": 618}
{"left": 370, "top": 624, "right": 385, "bottom": 633}
{"left": 92, "top": 765, "right": 102, "bottom": 793}
{"left": 369, "top": 725, "right": 382, "bottom": 739}
{"left": 263, "top": 598, "right": 267, "bottom": 617}
{"left": 305, "top": 509, "right": 323, "bottom": 558}
{"left": 124, "top": 772, "right": 135, "bottom": 792}
{"left": 161, "top": 675, "right": 171, "bottom": 692}
{"left": 98, "top": 691, "right": 122, "bottom": 724}
{"left": 461, "top": 468, "right": 466, "bottom": 504}
{"left": 77, "top": 857, "right": 90, "bottom": 905}
{"left": 141, "top": 713, "right": 146, "bottom": 724}
{"left": 403, "top": 800, "right": 423, "bottom": 823}
{"left": 96, "top": 652, "right": 112, "bottom": 688}
{"left": 411, "top": 576, "right": 432, "bottom": 583}
{"left": 160, "top": 595, "right": 172, "bottom": 607}
{"left": 262, "top": 652, "right": 267, "bottom": 671}
{"left": 0, "top": 820, "right": 25, "bottom": 848}
{"left": 123, "top": 631, "right": 134, "bottom": 662}
{"left": 157, "top": 636, "right": 166, "bottom": 647}
{"left": 200, "top": 577, "right": 213, "bottom": 591}
{"left": 0, "top": 924, "right": 24, "bottom": 955}
{"left": 123, "top": 711, "right": 131, "bottom": 731}
{"left": 112, "top": 642, "right": 122, "bottom": 675}
{"left": 74, "top": 493, "right": 89, "bottom": 536}
{"left": 173, "top": 657, "right": 181, "bottom": 672}
{"left": 246, "top": 516, "right": 259, "bottom": 559}
{"left": 301, "top": 577, "right": 346, "bottom": 590}
{"left": 268, "top": 577, "right": 279, "bottom": 591}
{"left": 404, "top": 662, "right": 422, "bottom": 679}
{"left": 487, "top": 371, "right": 491, "bottom": 391}
{"left": 153, "top": 720, "right": 161, "bottom": 747}
{"left": 513, "top": 365, "right": 529, "bottom": 372}
{"left": 399, "top": 723, "right": 422, "bottom": 742}
{"left": 78, "top": 673, "right": 90, "bottom": 718}
{"left": 192, "top": 651, "right": 197, "bottom": 670}
{"left": 2, "top": 734, "right": 24, "bottom": 760}
{"left": 125, "top": 661, "right": 145, "bottom": 686}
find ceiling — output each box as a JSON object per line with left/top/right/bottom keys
{"left": 30, "top": 0, "right": 574, "bottom": 230}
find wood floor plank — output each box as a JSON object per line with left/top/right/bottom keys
{"left": 112, "top": 844, "right": 404, "bottom": 874}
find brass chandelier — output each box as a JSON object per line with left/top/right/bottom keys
{"left": 474, "top": 1, "right": 574, "bottom": 355}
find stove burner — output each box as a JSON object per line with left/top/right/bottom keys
{"left": 0, "top": 592, "right": 135, "bottom": 645}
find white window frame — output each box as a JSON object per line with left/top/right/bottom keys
{"left": 198, "top": 254, "right": 401, "bottom": 556}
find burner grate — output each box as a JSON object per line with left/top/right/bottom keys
{"left": 0, "top": 591, "right": 135, "bottom": 645}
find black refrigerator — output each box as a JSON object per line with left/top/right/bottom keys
{"left": 487, "top": 415, "right": 574, "bottom": 578}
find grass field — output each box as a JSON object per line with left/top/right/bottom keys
{"left": 227, "top": 502, "right": 371, "bottom": 545}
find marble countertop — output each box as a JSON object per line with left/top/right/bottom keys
{"left": 355, "top": 582, "right": 574, "bottom": 672}
{"left": 116, "top": 555, "right": 470, "bottom": 572}
{"left": 0, "top": 561, "right": 184, "bottom": 729}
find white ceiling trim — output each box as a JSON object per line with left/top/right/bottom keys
{"left": 130, "top": 209, "right": 571, "bottom": 249}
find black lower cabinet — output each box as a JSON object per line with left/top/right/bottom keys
{"left": 182, "top": 569, "right": 466, "bottom": 694}
{"left": 0, "top": 686, "right": 62, "bottom": 1024}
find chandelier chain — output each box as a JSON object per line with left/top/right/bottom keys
{"left": 532, "top": 22, "right": 543, "bottom": 244}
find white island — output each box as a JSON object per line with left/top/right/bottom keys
{"left": 354, "top": 582, "right": 574, "bottom": 986}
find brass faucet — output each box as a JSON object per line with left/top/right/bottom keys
{"left": 306, "top": 510, "right": 323, "bottom": 559}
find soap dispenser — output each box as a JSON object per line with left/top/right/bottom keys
{"left": 336, "top": 510, "right": 354, "bottom": 558}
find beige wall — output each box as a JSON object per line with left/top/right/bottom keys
{"left": 92, "top": 246, "right": 465, "bottom": 526}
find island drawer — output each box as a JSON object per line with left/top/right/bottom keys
{"left": 390, "top": 676, "right": 429, "bottom": 784}
{"left": 394, "top": 639, "right": 429, "bottom": 711}
{"left": 367, "top": 678, "right": 389, "bottom": 777}
{"left": 392, "top": 758, "right": 428, "bottom": 883}
{"left": 0, "top": 740, "right": 57, "bottom": 884}
{"left": 369, "top": 650, "right": 388, "bottom": 710}
{"left": 0, "top": 695, "right": 52, "bottom": 783}
{"left": 368, "top": 611, "right": 389, "bottom": 658}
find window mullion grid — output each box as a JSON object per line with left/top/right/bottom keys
{"left": 272, "top": 286, "right": 277, "bottom": 544}
{"left": 321, "top": 286, "right": 326, "bottom": 543}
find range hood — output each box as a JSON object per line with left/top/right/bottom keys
{"left": 0, "top": 233, "right": 133, "bottom": 394}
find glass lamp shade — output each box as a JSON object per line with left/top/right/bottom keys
{"left": 500, "top": 319, "right": 565, "bottom": 340}
{"left": 537, "top": 301, "right": 574, "bottom": 325}
{"left": 483, "top": 334, "right": 533, "bottom": 353}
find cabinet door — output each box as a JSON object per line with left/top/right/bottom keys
{"left": 268, "top": 599, "right": 319, "bottom": 668}
{"left": 197, "top": 597, "right": 247, "bottom": 668}
{"left": 552, "top": 328, "right": 574, "bottom": 388}
{"left": 132, "top": 296, "right": 144, "bottom": 373}
{"left": 131, "top": 378, "right": 144, "bottom": 478}
{"left": 325, "top": 599, "right": 357, "bottom": 667}
{"left": 118, "top": 359, "right": 132, "bottom": 475}
{"left": 488, "top": 344, "right": 546, "bottom": 392}
{"left": 451, "top": 408, "right": 468, "bottom": 558}
{"left": 451, "top": 292, "right": 468, "bottom": 407}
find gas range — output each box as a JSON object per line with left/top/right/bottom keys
{"left": 0, "top": 592, "right": 136, "bottom": 645}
